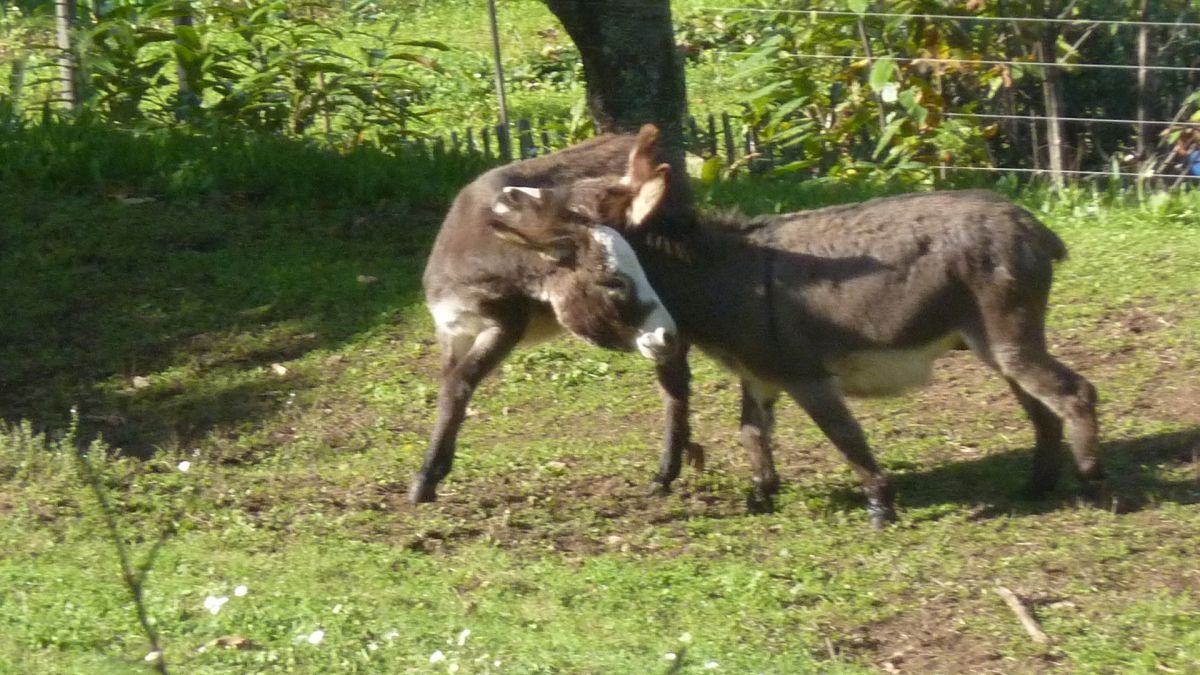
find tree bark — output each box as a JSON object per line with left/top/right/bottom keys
{"left": 55, "top": 0, "right": 79, "bottom": 110}
{"left": 1135, "top": 0, "right": 1151, "bottom": 160}
{"left": 544, "top": 0, "right": 688, "bottom": 174}
{"left": 1037, "top": 1, "right": 1066, "bottom": 188}
{"left": 7, "top": 55, "right": 26, "bottom": 116}
{"left": 174, "top": 1, "right": 198, "bottom": 118}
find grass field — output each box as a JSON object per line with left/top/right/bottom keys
{"left": 2, "top": 166, "right": 1199, "bottom": 673}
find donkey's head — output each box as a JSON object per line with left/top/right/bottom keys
{"left": 490, "top": 185, "right": 677, "bottom": 362}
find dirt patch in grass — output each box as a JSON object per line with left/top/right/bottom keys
{"left": 849, "top": 597, "right": 1025, "bottom": 674}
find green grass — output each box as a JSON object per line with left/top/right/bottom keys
{"left": 2, "top": 162, "right": 1199, "bottom": 673}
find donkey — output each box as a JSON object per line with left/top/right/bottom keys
{"left": 514, "top": 126, "right": 1105, "bottom": 528}
{"left": 411, "top": 145, "right": 680, "bottom": 504}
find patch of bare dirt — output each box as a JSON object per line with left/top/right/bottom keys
{"left": 845, "top": 597, "right": 1044, "bottom": 674}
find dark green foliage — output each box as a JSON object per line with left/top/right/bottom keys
{"left": 0, "top": 116, "right": 491, "bottom": 204}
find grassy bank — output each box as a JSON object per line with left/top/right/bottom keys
{"left": 2, "top": 153, "right": 1199, "bottom": 671}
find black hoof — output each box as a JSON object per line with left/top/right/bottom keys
{"left": 746, "top": 489, "right": 775, "bottom": 514}
{"left": 408, "top": 476, "right": 438, "bottom": 504}
{"left": 647, "top": 480, "right": 672, "bottom": 497}
{"left": 1079, "top": 478, "right": 1114, "bottom": 510}
{"left": 1018, "top": 480, "right": 1056, "bottom": 501}
{"left": 866, "top": 482, "right": 897, "bottom": 530}
{"left": 868, "top": 505, "right": 898, "bottom": 530}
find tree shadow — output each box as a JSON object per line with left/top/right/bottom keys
{"left": 0, "top": 126, "right": 478, "bottom": 458}
{"left": 820, "top": 427, "right": 1200, "bottom": 520}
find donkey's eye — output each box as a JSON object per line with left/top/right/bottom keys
{"left": 599, "top": 276, "right": 632, "bottom": 297}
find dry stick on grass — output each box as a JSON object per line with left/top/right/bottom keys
{"left": 995, "top": 585, "right": 1050, "bottom": 645}
{"left": 75, "top": 447, "right": 171, "bottom": 674}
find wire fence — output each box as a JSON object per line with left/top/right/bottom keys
{"left": 420, "top": 3, "right": 1200, "bottom": 186}
{"left": 14, "top": 2, "right": 1198, "bottom": 185}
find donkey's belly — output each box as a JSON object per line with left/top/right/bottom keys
{"left": 825, "top": 334, "right": 961, "bottom": 398}
{"left": 519, "top": 307, "right": 563, "bottom": 345}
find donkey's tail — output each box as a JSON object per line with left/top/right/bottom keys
{"left": 1019, "top": 207, "right": 1069, "bottom": 262}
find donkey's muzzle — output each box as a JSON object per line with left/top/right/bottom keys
{"left": 636, "top": 326, "right": 679, "bottom": 363}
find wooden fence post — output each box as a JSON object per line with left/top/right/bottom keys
{"left": 496, "top": 122, "right": 512, "bottom": 161}
{"left": 721, "top": 112, "right": 736, "bottom": 164}
{"left": 517, "top": 118, "right": 534, "bottom": 158}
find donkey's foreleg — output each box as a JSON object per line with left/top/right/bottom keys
{"left": 740, "top": 378, "right": 782, "bottom": 512}
{"left": 409, "top": 325, "right": 520, "bottom": 504}
{"left": 649, "top": 345, "right": 693, "bottom": 495}
{"left": 788, "top": 378, "right": 897, "bottom": 529}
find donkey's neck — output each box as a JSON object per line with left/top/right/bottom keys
{"left": 629, "top": 222, "right": 771, "bottom": 350}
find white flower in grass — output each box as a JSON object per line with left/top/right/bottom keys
{"left": 429, "top": 650, "right": 446, "bottom": 664}
{"left": 678, "top": 632, "right": 692, "bottom": 644}
{"left": 203, "top": 595, "right": 228, "bottom": 615}
{"left": 307, "top": 630, "right": 325, "bottom": 645}
{"left": 704, "top": 661, "right": 720, "bottom": 670}
{"left": 448, "top": 664, "right": 460, "bottom": 674}
{"left": 456, "top": 628, "right": 471, "bottom": 646}
{"left": 234, "top": 584, "right": 248, "bottom": 597}
{"left": 664, "top": 652, "right": 677, "bottom": 661}
{"left": 383, "top": 630, "right": 399, "bottom": 642}
{"left": 177, "top": 460, "right": 191, "bottom": 472}
{"left": 144, "top": 650, "right": 162, "bottom": 662}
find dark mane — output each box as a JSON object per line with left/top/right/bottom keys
{"left": 696, "top": 208, "right": 781, "bottom": 234}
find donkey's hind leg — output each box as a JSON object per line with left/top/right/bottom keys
{"left": 968, "top": 301, "right": 1104, "bottom": 500}
{"left": 409, "top": 324, "right": 520, "bottom": 503}
{"left": 787, "top": 378, "right": 896, "bottom": 529}
{"left": 1005, "top": 377, "right": 1066, "bottom": 496}
{"left": 997, "top": 348, "right": 1103, "bottom": 497}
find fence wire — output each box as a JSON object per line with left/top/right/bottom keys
{"left": 692, "top": 6, "right": 1200, "bottom": 30}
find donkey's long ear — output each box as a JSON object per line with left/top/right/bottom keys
{"left": 626, "top": 124, "right": 662, "bottom": 185}
{"left": 627, "top": 163, "right": 670, "bottom": 226}
{"left": 489, "top": 186, "right": 576, "bottom": 264}
{"left": 622, "top": 124, "right": 671, "bottom": 226}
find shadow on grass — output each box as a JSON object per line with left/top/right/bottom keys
{"left": 819, "top": 427, "right": 1200, "bottom": 519}
{"left": 0, "top": 121, "right": 492, "bottom": 457}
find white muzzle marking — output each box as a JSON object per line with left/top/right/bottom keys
{"left": 589, "top": 226, "right": 677, "bottom": 362}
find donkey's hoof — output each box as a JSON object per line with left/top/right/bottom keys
{"left": 1017, "top": 480, "right": 1056, "bottom": 500}
{"left": 867, "top": 502, "right": 898, "bottom": 530}
{"left": 1079, "top": 478, "right": 1115, "bottom": 511}
{"left": 868, "top": 508, "right": 897, "bottom": 531}
{"left": 408, "top": 478, "right": 439, "bottom": 504}
{"left": 647, "top": 480, "right": 672, "bottom": 497}
{"left": 746, "top": 490, "right": 776, "bottom": 514}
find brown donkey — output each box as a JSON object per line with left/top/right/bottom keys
{"left": 412, "top": 148, "right": 679, "bottom": 504}
{"left": 511, "top": 126, "right": 1105, "bottom": 528}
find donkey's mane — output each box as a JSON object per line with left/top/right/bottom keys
{"left": 635, "top": 208, "right": 781, "bottom": 265}
{"left": 696, "top": 208, "right": 780, "bottom": 234}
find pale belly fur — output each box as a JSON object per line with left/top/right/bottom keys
{"left": 825, "top": 333, "right": 963, "bottom": 397}
{"left": 429, "top": 296, "right": 563, "bottom": 360}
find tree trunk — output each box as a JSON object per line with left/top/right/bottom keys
{"left": 55, "top": 0, "right": 79, "bottom": 110}
{"left": 1135, "top": 0, "right": 1151, "bottom": 160}
{"left": 174, "top": 1, "right": 198, "bottom": 118}
{"left": 1038, "top": 17, "right": 1066, "bottom": 188}
{"left": 544, "top": 0, "right": 688, "bottom": 175}
{"left": 7, "top": 55, "right": 26, "bottom": 117}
